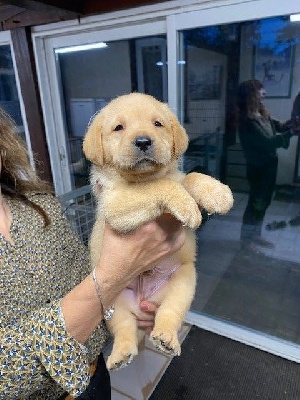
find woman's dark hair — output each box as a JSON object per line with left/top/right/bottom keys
{"left": 237, "top": 79, "right": 269, "bottom": 118}
{"left": 0, "top": 107, "right": 53, "bottom": 226}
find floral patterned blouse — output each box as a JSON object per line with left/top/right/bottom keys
{"left": 0, "top": 193, "right": 110, "bottom": 399}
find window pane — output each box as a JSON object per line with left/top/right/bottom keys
{"left": 0, "top": 45, "right": 25, "bottom": 143}
{"left": 55, "top": 35, "right": 167, "bottom": 189}
{"left": 179, "top": 15, "right": 300, "bottom": 344}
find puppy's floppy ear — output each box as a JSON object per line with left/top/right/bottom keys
{"left": 165, "top": 106, "right": 189, "bottom": 159}
{"left": 82, "top": 113, "right": 104, "bottom": 166}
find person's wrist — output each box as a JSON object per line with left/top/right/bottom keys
{"left": 61, "top": 275, "right": 105, "bottom": 344}
{"left": 91, "top": 268, "right": 115, "bottom": 320}
{"left": 95, "top": 258, "right": 136, "bottom": 303}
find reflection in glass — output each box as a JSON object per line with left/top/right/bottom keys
{"left": 180, "top": 15, "right": 300, "bottom": 345}
{"left": 55, "top": 36, "right": 167, "bottom": 189}
{"left": 0, "top": 45, "right": 24, "bottom": 141}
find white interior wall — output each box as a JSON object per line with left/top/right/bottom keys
{"left": 60, "top": 40, "right": 132, "bottom": 101}
{"left": 184, "top": 47, "right": 227, "bottom": 139}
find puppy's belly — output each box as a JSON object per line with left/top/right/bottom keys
{"left": 115, "top": 282, "right": 168, "bottom": 320}
{"left": 115, "top": 260, "right": 181, "bottom": 318}
{"left": 116, "top": 287, "right": 140, "bottom": 316}
{"left": 130, "top": 258, "right": 180, "bottom": 294}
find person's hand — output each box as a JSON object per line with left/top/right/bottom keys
{"left": 291, "top": 116, "right": 300, "bottom": 135}
{"left": 95, "top": 214, "right": 186, "bottom": 307}
{"left": 136, "top": 301, "right": 158, "bottom": 335}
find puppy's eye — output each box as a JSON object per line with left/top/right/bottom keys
{"left": 154, "top": 120, "right": 163, "bottom": 127}
{"left": 114, "top": 124, "right": 124, "bottom": 131}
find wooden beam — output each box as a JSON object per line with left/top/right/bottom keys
{"left": 2, "top": 9, "right": 78, "bottom": 30}
{"left": 83, "top": 0, "right": 169, "bottom": 15}
{"left": 0, "top": 0, "right": 80, "bottom": 29}
{"left": 11, "top": 27, "right": 53, "bottom": 185}
{"left": 0, "top": 0, "right": 81, "bottom": 15}
{"left": 0, "top": 4, "right": 26, "bottom": 22}
{"left": 28, "top": 0, "right": 84, "bottom": 14}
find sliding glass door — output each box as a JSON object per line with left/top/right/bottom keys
{"left": 35, "top": 22, "right": 166, "bottom": 194}
{"left": 34, "top": 0, "right": 300, "bottom": 361}
{"left": 172, "top": 2, "right": 300, "bottom": 361}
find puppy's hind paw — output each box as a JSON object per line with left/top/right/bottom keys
{"left": 150, "top": 331, "right": 181, "bottom": 356}
{"left": 106, "top": 342, "right": 138, "bottom": 370}
{"left": 106, "top": 353, "right": 134, "bottom": 370}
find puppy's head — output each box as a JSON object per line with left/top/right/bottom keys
{"left": 83, "top": 93, "right": 188, "bottom": 176}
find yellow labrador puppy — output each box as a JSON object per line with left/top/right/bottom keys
{"left": 83, "top": 93, "right": 233, "bottom": 370}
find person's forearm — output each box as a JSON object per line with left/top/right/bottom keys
{"left": 272, "top": 118, "right": 291, "bottom": 133}
{"left": 61, "top": 274, "right": 104, "bottom": 344}
{"left": 0, "top": 300, "right": 94, "bottom": 398}
{"left": 61, "top": 263, "right": 133, "bottom": 344}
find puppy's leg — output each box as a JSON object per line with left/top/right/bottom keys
{"left": 103, "top": 180, "right": 202, "bottom": 232}
{"left": 106, "top": 290, "right": 139, "bottom": 370}
{"left": 182, "top": 172, "right": 233, "bottom": 215}
{"left": 89, "top": 217, "right": 105, "bottom": 268}
{"left": 150, "top": 260, "right": 196, "bottom": 356}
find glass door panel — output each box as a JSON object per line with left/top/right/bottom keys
{"left": 179, "top": 14, "right": 300, "bottom": 346}
{"left": 54, "top": 35, "right": 167, "bottom": 190}
{"left": 0, "top": 45, "right": 26, "bottom": 145}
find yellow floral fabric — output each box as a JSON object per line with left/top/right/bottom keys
{"left": 0, "top": 194, "right": 110, "bottom": 399}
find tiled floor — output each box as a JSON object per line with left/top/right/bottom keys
{"left": 193, "top": 191, "right": 300, "bottom": 342}
{"left": 231, "top": 192, "right": 300, "bottom": 263}
{"left": 104, "top": 191, "right": 300, "bottom": 399}
{"left": 195, "top": 191, "right": 300, "bottom": 279}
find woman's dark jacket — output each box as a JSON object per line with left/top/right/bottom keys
{"left": 238, "top": 114, "right": 292, "bottom": 167}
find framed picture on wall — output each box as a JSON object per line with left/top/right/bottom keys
{"left": 188, "top": 64, "right": 223, "bottom": 100}
{"left": 253, "top": 44, "right": 294, "bottom": 98}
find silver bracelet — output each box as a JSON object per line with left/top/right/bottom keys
{"left": 92, "top": 268, "right": 115, "bottom": 320}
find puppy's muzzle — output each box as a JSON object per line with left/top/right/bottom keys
{"left": 134, "top": 136, "right": 152, "bottom": 153}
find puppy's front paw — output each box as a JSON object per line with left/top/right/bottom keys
{"left": 168, "top": 198, "right": 202, "bottom": 229}
{"left": 106, "top": 342, "right": 138, "bottom": 370}
{"left": 200, "top": 181, "right": 233, "bottom": 215}
{"left": 183, "top": 173, "right": 233, "bottom": 215}
{"left": 150, "top": 329, "right": 181, "bottom": 356}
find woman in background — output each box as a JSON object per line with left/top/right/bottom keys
{"left": 0, "top": 107, "right": 184, "bottom": 399}
{"left": 237, "top": 79, "right": 296, "bottom": 251}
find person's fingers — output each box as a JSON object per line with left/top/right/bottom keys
{"left": 137, "top": 319, "right": 154, "bottom": 334}
{"left": 156, "top": 215, "right": 186, "bottom": 250}
{"left": 140, "top": 300, "right": 157, "bottom": 313}
{"left": 156, "top": 213, "right": 183, "bottom": 233}
{"left": 137, "top": 319, "right": 154, "bottom": 328}
{"left": 137, "top": 300, "right": 157, "bottom": 334}
{"left": 137, "top": 311, "right": 155, "bottom": 322}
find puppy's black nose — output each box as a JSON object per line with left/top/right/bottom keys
{"left": 134, "top": 136, "right": 152, "bottom": 152}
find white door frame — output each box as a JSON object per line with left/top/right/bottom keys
{"left": 135, "top": 37, "right": 168, "bottom": 102}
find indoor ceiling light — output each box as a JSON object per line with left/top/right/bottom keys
{"left": 55, "top": 42, "right": 108, "bottom": 54}
{"left": 290, "top": 14, "right": 300, "bottom": 22}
